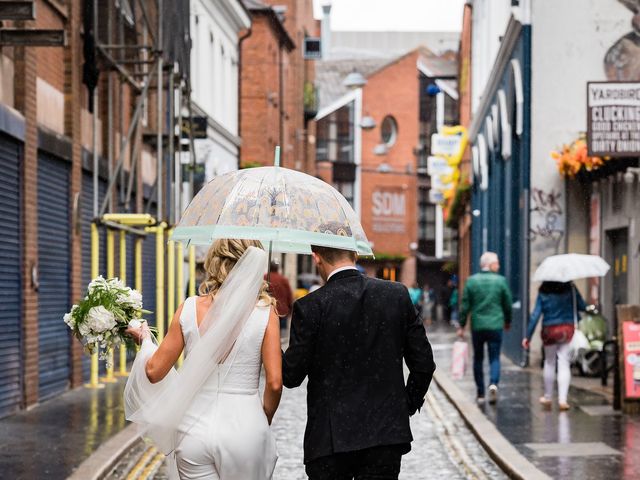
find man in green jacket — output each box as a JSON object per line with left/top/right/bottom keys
{"left": 457, "top": 252, "right": 513, "bottom": 404}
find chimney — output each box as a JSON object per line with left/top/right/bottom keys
{"left": 321, "top": 1, "right": 332, "bottom": 59}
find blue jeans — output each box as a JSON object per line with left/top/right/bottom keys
{"left": 471, "top": 329, "right": 503, "bottom": 397}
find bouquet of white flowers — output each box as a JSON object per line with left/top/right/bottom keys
{"left": 63, "top": 276, "right": 152, "bottom": 366}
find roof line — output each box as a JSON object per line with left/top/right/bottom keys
{"left": 246, "top": 4, "right": 295, "bottom": 51}
{"left": 316, "top": 89, "right": 360, "bottom": 120}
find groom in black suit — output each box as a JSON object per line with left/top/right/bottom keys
{"left": 283, "top": 245, "right": 436, "bottom": 480}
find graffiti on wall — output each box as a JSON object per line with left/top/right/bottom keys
{"left": 530, "top": 187, "right": 565, "bottom": 253}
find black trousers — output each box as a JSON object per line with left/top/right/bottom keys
{"left": 305, "top": 445, "right": 405, "bottom": 480}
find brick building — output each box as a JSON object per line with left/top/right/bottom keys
{"left": 239, "top": 0, "right": 318, "bottom": 172}
{"left": 315, "top": 48, "right": 457, "bottom": 287}
{"left": 239, "top": 0, "right": 319, "bottom": 285}
{"left": 0, "top": 1, "right": 189, "bottom": 417}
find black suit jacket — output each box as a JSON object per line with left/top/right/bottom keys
{"left": 282, "top": 269, "right": 436, "bottom": 464}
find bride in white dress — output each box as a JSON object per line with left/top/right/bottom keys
{"left": 123, "top": 239, "right": 282, "bottom": 480}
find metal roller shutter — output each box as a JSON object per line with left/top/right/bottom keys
{"left": 37, "top": 153, "right": 71, "bottom": 400}
{"left": 0, "top": 135, "right": 22, "bottom": 417}
{"left": 80, "top": 173, "right": 107, "bottom": 380}
{"left": 142, "top": 231, "right": 157, "bottom": 328}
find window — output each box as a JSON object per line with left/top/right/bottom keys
{"left": 316, "top": 101, "right": 355, "bottom": 163}
{"left": 334, "top": 181, "right": 354, "bottom": 207}
{"left": 380, "top": 115, "right": 398, "bottom": 147}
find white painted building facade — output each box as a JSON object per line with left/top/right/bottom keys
{"left": 188, "top": 0, "right": 250, "bottom": 185}
{"left": 467, "top": 0, "right": 639, "bottom": 360}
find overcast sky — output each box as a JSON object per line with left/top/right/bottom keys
{"left": 312, "top": 0, "right": 465, "bottom": 32}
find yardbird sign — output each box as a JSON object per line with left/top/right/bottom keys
{"left": 588, "top": 82, "right": 640, "bottom": 156}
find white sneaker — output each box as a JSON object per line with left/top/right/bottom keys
{"left": 488, "top": 384, "right": 498, "bottom": 404}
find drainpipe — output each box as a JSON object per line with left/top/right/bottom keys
{"left": 237, "top": 26, "right": 252, "bottom": 169}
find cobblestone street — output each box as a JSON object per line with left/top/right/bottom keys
{"left": 270, "top": 379, "right": 505, "bottom": 480}
{"left": 135, "top": 376, "right": 505, "bottom": 480}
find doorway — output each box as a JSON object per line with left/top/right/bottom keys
{"left": 604, "top": 228, "right": 629, "bottom": 332}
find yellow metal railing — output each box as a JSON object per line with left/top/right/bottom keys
{"left": 116, "top": 230, "right": 128, "bottom": 377}
{"left": 83, "top": 214, "right": 183, "bottom": 386}
{"left": 85, "top": 223, "right": 104, "bottom": 389}
{"left": 101, "top": 229, "right": 118, "bottom": 384}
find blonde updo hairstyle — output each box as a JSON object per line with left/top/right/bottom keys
{"left": 199, "top": 238, "right": 275, "bottom": 306}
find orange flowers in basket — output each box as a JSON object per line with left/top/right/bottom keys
{"left": 552, "top": 138, "right": 604, "bottom": 178}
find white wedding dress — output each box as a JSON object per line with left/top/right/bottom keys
{"left": 123, "top": 247, "right": 278, "bottom": 480}
{"left": 175, "top": 296, "right": 277, "bottom": 479}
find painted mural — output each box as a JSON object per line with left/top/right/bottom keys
{"left": 605, "top": 0, "right": 640, "bottom": 80}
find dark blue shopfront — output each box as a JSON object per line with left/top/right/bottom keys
{"left": 470, "top": 23, "right": 531, "bottom": 363}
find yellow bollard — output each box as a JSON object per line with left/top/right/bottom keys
{"left": 167, "top": 233, "right": 175, "bottom": 330}
{"left": 177, "top": 241, "right": 185, "bottom": 367}
{"left": 101, "top": 229, "right": 118, "bottom": 384}
{"left": 116, "top": 231, "right": 128, "bottom": 377}
{"left": 85, "top": 223, "right": 104, "bottom": 389}
{"left": 177, "top": 242, "right": 185, "bottom": 305}
{"left": 135, "top": 237, "right": 143, "bottom": 292}
{"left": 189, "top": 244, "right": 196, "bottom": 297}
{"left": 135, "top": 236, "right": 143, "bottom": 354}
{"left": 156, "top": 225, "right": 166, "bottom": 341}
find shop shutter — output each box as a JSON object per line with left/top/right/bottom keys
{"left": 37, "top": 153, "right": 71, "bottom": 400}
{"left": 0, "top": 135, "right": 22, "bottom": 417}
{"left": 142, "top": 229, "right": 157, "bottom": 328}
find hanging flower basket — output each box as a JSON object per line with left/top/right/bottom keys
{"left": 444, "top": 177, "right": 471, "bottom": 228}
{"left": 552, "top": 137, "right": 605, "bottom": 178}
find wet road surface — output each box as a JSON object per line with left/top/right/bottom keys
{"left": 428, "top": 326, "right": 640, "bottom": 480}
{"left": 125, "top": 378, "right": 506, "bottom": 480}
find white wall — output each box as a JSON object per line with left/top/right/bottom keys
{"left": 529, "top": 0, "right": 630, "bottom": 270}
{"left": 470, "top": 0, "right": 512, "bottom": 113}
{"left": 190, "top": 0, "right": 246, "bottom": 136}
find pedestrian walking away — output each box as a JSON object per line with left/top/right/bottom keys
{"left": 523, "top": 281, "right": 587, "bottom": 411}
{"left": 266, "top": 261, "right": 294, "bottom": 334}
{"left": 283, "top": 245, "right": 436, "bottom": 480}
{"left": 457, "top": 252, "right": 513, "bottom": 405}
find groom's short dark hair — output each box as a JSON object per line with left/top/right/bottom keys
{"left": 311, "top": 245, "right": 357, "bottom": 264}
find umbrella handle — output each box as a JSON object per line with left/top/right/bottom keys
{"left": 274, "top": 146, "right": 280, "bottom": 167}
{"left": 267, "top": 240, "right": 273, "bottom": 284}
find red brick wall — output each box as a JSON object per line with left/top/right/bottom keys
{"left": 14, "top": 43, "right": 39, "bottom": 406}
{"left": 257, "top": 0, "right": 318, "bottom": 174}
{"left": 66, "top": 0, "right": 85, "bottom": 387}
{"left": 360, "top": 51, "right": 420, "bottom": 258}
{"left": 458, "top": 4, "right": 473, "bottom": 291}
{"left": 240, "top": 16, "right": 284, "bottom": 167}
{"left": 35, "top": 1, "right": 66, "bottom": 92}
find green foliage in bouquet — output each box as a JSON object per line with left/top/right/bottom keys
{"left": 63, "top": 276, "right": 153, "bottom": 364}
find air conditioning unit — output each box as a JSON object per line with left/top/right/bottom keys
{"left": 304, "top": 37, "right": 322, "bottom": 59}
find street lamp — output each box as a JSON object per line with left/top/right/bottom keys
{"left": 373, "top": 143, "right": 388, "bottom": 155}
{"left": 360, "top": 115, "right": 376, "bottom": 130}
{"left": 343, "top": 70, "right": 367, "bottom": 89}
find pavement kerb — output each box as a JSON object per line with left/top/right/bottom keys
{"left": 67, "top": 423, "right": 140, "bottom": 480}
{"left": 433, "top": 370, "right": 552, "bottom": 480}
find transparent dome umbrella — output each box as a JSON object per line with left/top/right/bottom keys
{"left": 171, "top": 147, "right": 373, "bottom": 257}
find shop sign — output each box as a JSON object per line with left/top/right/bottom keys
{"left": 587, "top": 82, "right": 640, "bottom": 157}
{"left": 431, "top": 175, "right": 453, "bottom": 192}
{"left": 429, "top": 190, "right": 444, "bottom": 204}
{"left": 427, "top": 156, "right": 454, "bottom": 177}
{"left": 622, "top": 321, "right": 640, "bottom": 399}
{"left": 371, "top": 189, "right": 406, "bottom": 234}
{"left": 431, "top": 133, "right": 462, "bottom": 156}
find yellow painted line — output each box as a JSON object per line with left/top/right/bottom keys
{"left": 126, "top": 446, "right": 157, "bottom": 480}
{"left": 140, "top": 452, "right": 166, "bottom": 479}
